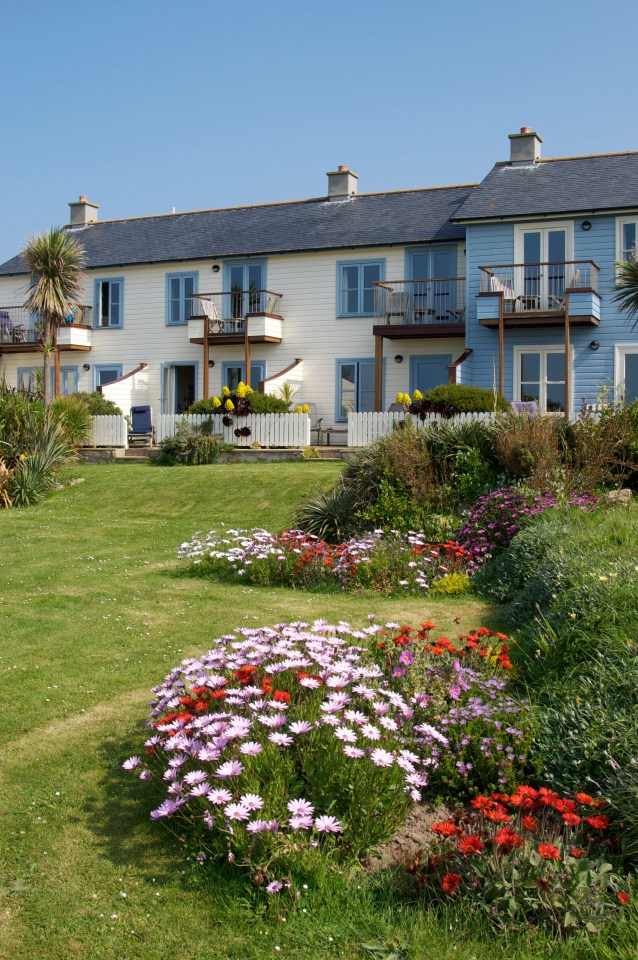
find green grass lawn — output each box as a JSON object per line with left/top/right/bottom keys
{"left": 0, "top": 463, "right": 635, "bottom": 960}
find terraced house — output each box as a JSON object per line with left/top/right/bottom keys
{"left": 0, "top": 127, "right": 637, "bottom": 425}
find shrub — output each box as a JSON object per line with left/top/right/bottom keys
{"left": 73, "top": 391, "right": 123, "bottom": 416}
{"left": 494, "top": 413, "right": 564, "bottom": 489}
{"left": 124, "top": 619, "right": 527, "bottom": 888}
{"left": 293, "top": 483, "right": 360, "bottom": 540}
{"left": 424, "top": 384, "right": 510, "bottom": 414}
{"left": 0, "top": 387, "right": 44, "bottom": 461}
{"left": 50, "top": 395, "right": 92, "bottom": 449}
{"left": 567, "top": 405, "right": 638, "bottom": 490}
{"left": 248, "top": 392, "right": 291, "bottom": 414}
{"left": 408, "top": 786, "right": 628, "bottom": 935}
{"left": 7, "top": 416, "right": 74, "bottom": 507}
{"left": 159, "top": 420, "right": 231, "bottom": 465}
{"left": 187, "top": 390, "right": 290, "bottom": 415}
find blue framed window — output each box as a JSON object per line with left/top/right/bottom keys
{"left": 221, "top": 361, "right": 266, "bottom": 391}
{"left": 51, "top": 366, "right": 79, "bottom": 396}
{"left": 17, "top": 366, "right": 41, "bottom": 393}
{"left": 166, "top": 272, "right": 198, "bottom": 325}
{"left": 94, "top": 364, "right": 123, "bottom": 389}
{"left": 335, "top": 359, "right": 376, "bottom": 421}
{"left": 223, "top": 261, "right": 266, "bottom": 321}
{"left": 94, "top": 278, "right": 124, "bottom": 328}
{"left": 337, "top": 260, "right": 384, "bottom": 317}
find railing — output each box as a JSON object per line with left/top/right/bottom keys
{"left": 0, "top": 305, "right": 92, "bottom": 344}
{"left": 373, "top": 279, "right": 465, "bottom": 325}
{"left": 192, "top": 291, "right": 284, "bottom": 334}
{"left": 479, "top": 262, "right": 599, "bottom": 313}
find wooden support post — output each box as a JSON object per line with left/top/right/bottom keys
{"left": 564, "top": 291, "right": 570, "bottom": 420}
{"left": 374, "top": 335, "right": 383, "bottom": 412}
{"left": 244, "top": 318, "right": 251, "bottom": 388}
{"left": 498, "top": 293, "right": 505, "bottom": 397}
{"left": 54, "top": 343, "right": 60, "bottom": 398}
{"left": 203, "top": 331, "right": 209, "bottom": 399}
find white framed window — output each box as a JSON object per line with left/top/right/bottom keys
{"left": 615, "top": 345, "right": 638, "bottom": 405}
{"left": 513, "top": 222, "right": 573, "bottom": 310}
{"left": 616, "top": 218, "right": 638, "bottom": 262}
{"left": 513, "top": 346, "right": 569, "bottom": 414}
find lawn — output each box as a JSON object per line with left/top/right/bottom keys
{"left": 0, "top": 463, "right": 634, "bottom": 960}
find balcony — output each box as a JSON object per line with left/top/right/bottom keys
{"left": 372, "top": 279, "right": 466, "bottom": 339}
{"left": 188, "top": 290, "right": 284, "bottom": 345}
{"left": 0, "top": 306, "right": 93, "bottom": 353}
{"left": 478, "top": 262, "right": 600, "bottom": 328}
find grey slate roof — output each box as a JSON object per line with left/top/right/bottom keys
{"left": 0, "top": 186, "right": 473, "bottom": 276}
{"left": 453, "top": 152, "right": 638, "bottom": 221}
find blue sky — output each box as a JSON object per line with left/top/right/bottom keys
{"left": 1, "top": 0, "right": 636, "bottom": 263}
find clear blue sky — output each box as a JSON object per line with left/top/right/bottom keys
{"left": 1, "top": 0, "right": 636, "bottom": 264}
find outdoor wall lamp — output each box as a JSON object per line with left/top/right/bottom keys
{"left": 582, "top": 220, "right": 592, "bottom": 231}
{"left": 589, "top": 340, "right": 600, "bottom": 351}
{"left": 82, "top": 363, "right": 91, "bottom": 371}
{"left": 208, "top": 359, "right": 215, "bottom": 367}
{"left": 394, "top": 355, "right": 404, "bottom": 363}
{"left": 212, "top": 264, "right": 220, "bottom": 272}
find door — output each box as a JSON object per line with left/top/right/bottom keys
{"left": 225, "top": 262, "right": 265, "bottom": 327}
{"left": 408, "top": 249, "right": 456, "bottom": 323}
{"left": 519, "top": 227, "right": 567, "bottom": 310}
{"left": 163, "top": 364, "right": 196, "bottom": 414}
{"left": 336, "top": 360, "right": 375, "bottom": 421}
{"left": 409, "top": 355, "right": 452, "bottom": 395}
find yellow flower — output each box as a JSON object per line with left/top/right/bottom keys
{"left": 236, "top": 382, "right": 246, "bottom": 398}
{"left": 212, "top": 396, "right": 221, "bottom": 408}
{"left": 575, "top": 696, "right": 581, "bottom": 704}
{"left": 294, "top": 405, "right": 303, "bottom": 413}
{"left": 19, "top": 453, "right": 27, "bottom": 461}
{"left": 412, "top": 389, "right": 423, "bottom": 401}
{"left": 224, "top": 399, "right": 234, "bottom": 411}
{"left": 569, "top": 613, "right": 577, "bottom": 620}
{"left": 222, "top": 386, "right": 230, "bottom": 397}
{"left": 301, "top": 404, "right": 310, "bottom": 414}
{"left": 599, "top": 576, "right": 608, "bottom": 583}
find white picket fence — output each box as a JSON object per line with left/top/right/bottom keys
{"left": 155, "top": 413, "right": 311, "bottom": 448}
{"left": 90, "top": 415, "right": 129, "bottom": 447}
{"left": 347, "top": 411, "right": 497, "bottom": 447}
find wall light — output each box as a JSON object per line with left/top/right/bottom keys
{"left": 212, "top": 264, "right": 220, "bottom": 273}
{"left": 589, "top": 340, "right": 600, "bottom": 351}
{"left": 82, "top": 363, "right": 91, "bottom": 371}
{"left": 208, "top": 359, "right": 215, "bottom": 367}
{"left": 582, "top": 220, "right": 592, "bottom": 231}
{"left": 394, "top": 354, "right": 404, "bottom": 363}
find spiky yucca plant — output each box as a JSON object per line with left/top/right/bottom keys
{"left": 22, "top": 228, "right": 86, "bottom": 405}
{"left": 612, "top": 252, "right": 638, "bottom": 327}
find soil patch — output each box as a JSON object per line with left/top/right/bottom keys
{"left": 364, "top": 802, "right": 452, "bottom": 875}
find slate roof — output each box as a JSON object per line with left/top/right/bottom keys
{"left": 0, "top": 186, "right": 474, "bottom": 276}
{"left": 453, "top": 152, "right": 638, "bottom": 222}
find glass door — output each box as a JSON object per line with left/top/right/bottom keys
{"left": 520, "top": 228, "right": 566, "bottom": 310}
{"left": 408, "top": 249, "right": 456, "bottom": 323}
{"left": 226, "top": 262, "right": 265, "bottom": 330}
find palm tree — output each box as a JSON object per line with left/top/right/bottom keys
{"left": 612, "top": 251, "right": 638, "bottom": 328}
{"left": 22, "top": 228, "right": 86, "bottom": 404}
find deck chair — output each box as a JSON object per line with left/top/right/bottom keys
{"left": 199, "top": 297, "right": 223, "bottom": 334}
{"left": 0, "top": 311, "right": 11, "bottom": 342}
{"left": 128, "top": 405, "right": 154, "bottom": 446}
{"left": 510, "top": 400, "right": 538, "bottom": 416}
{"left": 385, "top": 289, "right": 410, "bottom": 324}
{"left": 303, "top": 402, "right": 324, "bottom": 445}
{"left": 490, "top": 274, "right": 517, "bottom": 311}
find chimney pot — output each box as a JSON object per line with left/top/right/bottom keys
{"left": 520, "top": 126, "right": 531, "bottom": 135}
{"left": 79, "top": 195, "right": 88, "bottom": 202}
{"left": 326, "top": 166, "right": 359, "bottom": 201}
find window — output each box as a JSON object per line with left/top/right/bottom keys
{"left": 17, "top": 367, "right": 41, "bottom": 393}
{"left": 514, "top": 348, "right": 566, "bottom": 414}
{"left": 514, "top": 223, "right": 572, "bottom": 310}
{"left": 224, "top": 261, "right": 266, "bottom": 322}
{"left": 166, "top": 272, "right": 198, "bottom": 325}
{"left": 617, "top": 218, "right": 638, "bottom": 261}
{"left": 221, "top": 361, "right": 266, "bottom": 392}
{"left": 51, "top": 367, "right": 79, "bottom": 396}
{"left": 94, "top": 364, "right": 123, "bottom": 389}
{"left": 407, "top": 248, "right": 458, "bottom": 323}
{"left": 615, "top": 346, "right": 638, "bottom": 405}
{"left": 336, "top": 359, "right": 375, "bottom": 421}
{"left": 337, "top": 260, "right": 384, "bottom": 317}
{"left": 94, "top": 279, "right": 123, "bottom": 328}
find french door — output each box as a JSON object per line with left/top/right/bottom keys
{"left": 517, "top": 226, "right": 569, "bottom": 310}
{"left": 225, "top": 262, "right": 265, "bottom": 326}
{"left": 408, "top": 248, "right": 457, "bottom": 323}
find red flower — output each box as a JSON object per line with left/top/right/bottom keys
{"left": 441, "top": 873, "right": 461, "bottom": 895}
{"left": 233, "top": 665, "right": 258, "bottom": 685}
{"left": 485, "top": 805, "right": 511, "bottom": 824}
{"left": 538, "top": 843, "right": 561, "bottom": 861}
{"left": 457, "top": 835, "right": 484, "bottom": 856}
{"left": 570, "top": 847, "right": 587, "bottom": 858}
{"left": 522, "top": 816, "right": 538, "bottom": 832}
{"left": 574, "top": 792, "right": 594, "bottom": 805}
{"left": 618, "top": 892, "right": 630, "bottom": 905}
{"left": 273, "top": 690, "right": 290, "bottom": 703}
{"left": 536, "top": 877, "right": 550, "bottom": 891}
{"left": 562, "top": 812, "right": 581, "bottom": 827}
{"left": 585, "top": 815, "right": 609, "bottom": 830}
{"left": 494, "top": 828, "right": 525, "bottom": 853}
{"left": 471, "top": 796, "right": 495, "bottom": 813}
{"left": 431, "top": 821, "right": 460, "bottom": 837}
{"left": 211, "top": 690, "right": 227, "bottom": 700}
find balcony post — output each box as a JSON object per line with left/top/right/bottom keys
{"left": 374, "top": 335, "right": 383, "bottom": 412}
{"left": 203, "top": 329, "right": 209, "bottom": 399}
{"left": 564, "top": 292, "right": 570, "bottom": 420}
{"left": 498, "top": 293, "right": 504, "bottom": 396}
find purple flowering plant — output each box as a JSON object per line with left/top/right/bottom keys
{"left": 124, "top": 618, "right": 529, "bottom": 890}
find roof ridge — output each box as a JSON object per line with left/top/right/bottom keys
{"left": 73, "top": 183, "right": 478, "bottom": 228}
{"left": 495, "top": 149, "right": 638, "bottom": 168}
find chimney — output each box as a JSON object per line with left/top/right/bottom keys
{"left": 326, "top": 165, "right": 359, "bottom": 201}
{"left": 508, "top": 127, "right": 542, "bottom": 163}
{"left": 68, "top": 195, "right": 99, "bottom": 226}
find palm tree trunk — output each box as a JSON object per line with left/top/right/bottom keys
{"left": 42, "top": 319, "right": 54, "bottom": 405}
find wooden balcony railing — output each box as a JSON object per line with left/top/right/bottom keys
{"left": 479, "top": 261, "right": 599, "bottom": 313}
{"left": 373, "top": 279, "right": 466, "bottom": 326}
{"left": 192, "top": 290, "right": 283, "bottom": 334}
{"left": 0, "top": 306, "right": 92, "bottom": 344}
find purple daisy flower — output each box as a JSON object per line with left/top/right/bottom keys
{"left": 314, "top": 815, "right": 342, "bottom": 833}
{"left": 215, "top": 759, "right": 243, "bottom": 778}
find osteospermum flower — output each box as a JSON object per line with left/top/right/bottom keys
{"left": 240, "top": 793, "right": 264, "bottom": 811}
{"left": 224, "top": 803, "right": 251, "bottom": 821}
{"left": 287, "top": 798, "right": 314, "bottom": 817}
{"left": 288, "top": 720, "right": 313, "bottom": 735}
{"left": 183, "top": 770, "right": 208, "bottom": 786}
{"left": 239, "top": 741, "right": 263, "bottom": 756}
{"left": 215, "top": 759, "right": 243, "bottom": 778}
{"left": 370, "top": 748, "right": 394, "bottom": 768}
{"left": 334, "top": 726, "right": 358, "bottom": 743}
{"left": 361, "top": 724, "right": 381, "bottom": 741}
{"left": 314, "top": 815, "right": 342, "bottom": 833}
{"left": 343, "top": 745, "right": 365, "bottom": 758}
{"left": 288, "top": 814, "right": 313, "bottom": 830}
{"left": 122, "top": 756, "right": 141, "bottom": 770}
{"left": 207, "top": 788, "right": 233, "bottom": 805}
{"left": 268, "top": 732, "right": 294, "bottom": 747}
{"left": 266, "top": 881, "right": 283, "bottom": 894}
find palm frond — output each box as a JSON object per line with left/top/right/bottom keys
{"left": 611, "top": 254, "right": 638, "bottom": 326}
{"left": 22, "top": 227, "right": 86, "bottom": 323}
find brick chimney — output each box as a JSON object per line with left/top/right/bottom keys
{"left": 68, "top": 195, "right": 99, "bottom": 226}
{"left": 326, "top": 165, "right": 359, "bottom": 201}
{"left": 508, "top": 127, "right": 542, "bottom": 163}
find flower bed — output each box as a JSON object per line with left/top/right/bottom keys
{"left": 408, "top": 785, "right": 629, "bottom": 935}
{"left": 125, "top": 619, "right": 527, "bottom": 890}
{"left": 178, "top": 528, "right": 473, "bottom": 593}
